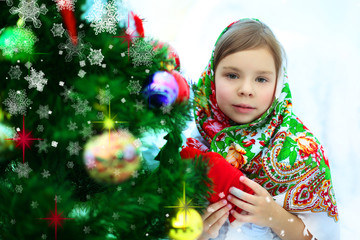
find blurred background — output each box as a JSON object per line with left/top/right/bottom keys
{"left": 130, "top": 0, "right": 360, "bottom": 238}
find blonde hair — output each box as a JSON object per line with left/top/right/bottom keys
{"left": 213, "top": 19, "right": 287, "bottom": 80}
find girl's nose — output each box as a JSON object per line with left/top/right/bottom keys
{"left": 237, "top": 80, "right": 253, "bottom": 97}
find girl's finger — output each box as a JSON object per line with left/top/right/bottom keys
{"left": 208, "top": 211, "right": 229, "bottom": 238}
{"left": 202, "top": 199, "right": 228, "bottom": 220}
{"left": 239, "top": 176, "right": 265, "bottom": 195}
{"left": 227, "top": 194, "right": 255, "bottom": 214}
{"left": 229, "top": 186, "right": 257, "bottom": 204}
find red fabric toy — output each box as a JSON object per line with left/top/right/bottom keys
{"left": 180, "top": 146, "right": 254, "bottom": 223}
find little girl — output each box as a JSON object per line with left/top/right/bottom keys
{"left": 184, "top": 19, "right": 339, "bottom": 239}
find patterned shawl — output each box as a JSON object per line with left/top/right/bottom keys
{"left": 186, "top": 19, "right": 338, "bottom": 222}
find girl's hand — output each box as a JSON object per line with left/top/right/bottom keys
{"left": 198, "top": 199, "right": 232, "bottom": 240}
{"left": 227, "top": 176, "right": 282, "bottom": 228}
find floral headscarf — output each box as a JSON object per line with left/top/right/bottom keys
{"left": 186, "top": 19, "right": 338, "bottom": 222}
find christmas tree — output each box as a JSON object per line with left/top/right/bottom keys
{"left": 0, "top": 0, "right": 210, "bottom": 239}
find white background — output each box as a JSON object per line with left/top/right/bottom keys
{"left": 130, "top": 0, "right": 360, "bottom": 238}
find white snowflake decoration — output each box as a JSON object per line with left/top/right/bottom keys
{"left": 31, "top": 201, "right": 39, "bottom": 209}
{"left": 54, "top": 0, "right": 76, "bottom": 12}
{"left": 58, "top": 31, "right": 91, "bottom": 62}
{"left": 160, "top": 104, "right": 173, "bottom": 114}
{"left": 67, "top": 141, "right": 81, "bottom": 156}
{"left": 8, "top": 65, "right": 22, "bottom": 80}
{"left": 127, "top": 80, "right": 141, "bottom": 95}
{"left": 134, "top": 99, "right": 145, "bottom": 112}
{"left": 14, "top": 162, "right": 32, "bottom": 178}
{"left": 80, "top": 124, "right": 93, "bottom": 140}
{"left": 78, "top": 69, "right": 86, "bottom": 78}
{"left": 129, "top": 39, "right": 156, "bottom": 67}
{"left": 3, "top": 89, "right": 33, "bottom": 116}
{"left": 87, "top": 48, "right": 104, "bottom": 66}
{"left": 50, "top": 23, "right": 65, "bottom": 37}
{"left": 71, "top": 98, "right": 91, "bottom": 116}
{"left": 36, "top": 105, "right": 51, "bottom": 119}
{"left": 67, "top": 161, "right": 74, "bottom": 169}
{"left": 41, "top": 169, "right": 50, "bottom": 178}
{"left": 60, "top": 85, "right": 75, "bottom": 102}
{"left": 25, "top": 68, "right": 48, "bottom": 92}
{"left": 37, "top": 125, "right": 44, "bottom": 132}
{"left": 15, "top": 185, "right": 23, "bottom": 193}
{"left": 67, "top": 121, "right": 78, "bottom": 131}
{"left": 85, "top": 0, "right": 122, "bottom": 35}
{"left": 36, "top": 140, "right": 49, "bottom": 153}
{"left": 96, "top": 88, "right": 113, "bottom": 105}
{"left": 9, "top": 0, "right": 48, "bottom": 28}
{"left": 112, "top": 212, "right": 119, "bottom": 220}
{"left": 83, "top": 226, "right": 91, "bottom": 234}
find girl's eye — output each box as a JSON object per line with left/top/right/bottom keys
{"left": 256, "top": 77, "right": 268, "bottom": 83}
{"left": 226, "top": 73, "right": 238, "bottom": 79}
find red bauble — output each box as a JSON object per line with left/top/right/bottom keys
{"left": 153, "top": 41, "right": 181, "bottom": 70}
{"left": 169, "top": 70, "right": 190, "bottom": 103}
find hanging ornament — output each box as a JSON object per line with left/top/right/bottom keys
{"left": 0, "top": 122, "right": 17, "bottom": 162}
{"left": 56, "top": 0, "right": 77, "bottom": 45}
{"left": 0, "top": 27, "right": 37, "bottom": 61}
{"left": 169, "top": 70, "right": 190, "bottom": 103}
{"left": 168, "top": 208, "right": 203, "bottom": 240}
{"left": 83, "top": 130, "right": 141, "bottom": 184}
{"left": 129, "top": 11, "right": 145, "bottom": 38}
{"left": 143, "top": 71, "right": 179, "bottom": 108}
{"left": 153, "top": 41, "right": 180, "bottom": 70}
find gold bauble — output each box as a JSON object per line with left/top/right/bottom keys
{"left": 169, "top": 208, "right": 203, "bottom": 240}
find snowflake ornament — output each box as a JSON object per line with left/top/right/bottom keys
{"left": 58, "top": 31, "right": 91, "bottom": 62}
{"left": 9, "top": 0, "right": 48, "bottom": 28}
{"left": 85, "top": 0, "right": 122, "bottom": 35}
{"left": 15, "top": 185, "right": 23, "bottom": 193}
{"left": 8, "top": 65, "right": 22, "bottom": 80}
{"left": 78, "top": 69, "right": 86, "bottom": 78}
{"left": 67, "top": 121, "right": 78, "bottom": 131}
{"left": 31, "top": 201, "right": 39, "bottom": 209}
{"left": 127, "top": 80, "right": 141, "bottom": 95}
{"left": 36, "top": 140, "right": 49, "bottom": 153}
{"left": 3, "top": 89, "right": 32, "bottom": 116}
{"left": 41, "top": 169, "right": 50, "bottom": 178}
{"left": 71, "top": 97, "right": 91, "bottom": 116}
{"left": 66, "top": 141, "right": 81, "bottom": 156}
{"left": 36, "top": 105, "right": 51, "bottom": 119}
{"left": 60, "top": 85, "right": 75, "bottom": 102}
{"left": 25, "top": 68, "right": 48, "bottom": 92}
{"left": 14, "top": 162, "right": 32, "bottom": 178}
{"left": 87, "top": 48, "right": 104, "bottom": 66}
{"left": 80, "top": 124, "right": 93, "bottom": 140}
{"left": 134, "top": 99, "right": 145, "bottom": 112}
{"left": 83, "top": 226, "right": 91, "bottom": 234}
{"left": 129, "top": 39, "right": 156, "bottom": 67}
{"left": 96, "top": 88, "right": 113, "bottom": 105}
{"left": 50, "top": 23, "right": 65, "bottom": 37}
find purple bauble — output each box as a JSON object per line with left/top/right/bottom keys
{"left": 143, "top": 71, "right": 179, "bottom": 108}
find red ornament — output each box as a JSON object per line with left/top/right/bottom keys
{"left": 130, "top": 11, "right": 145, "bottom": 38}
{"left": 169, "top": 70, "right": 190, "bottom": 103}
{"left": 56, "top": 0, "right": 77, "bottom": 45}
{"left": 153, "top": 41, "right": 181, "bottom": 70}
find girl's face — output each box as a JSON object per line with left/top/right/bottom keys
{"left": 215, "top": 47, "right": 277, "bottom": 124}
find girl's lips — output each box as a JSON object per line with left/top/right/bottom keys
{"left": 233, "top": 104, "right": 255, "bottom": 113}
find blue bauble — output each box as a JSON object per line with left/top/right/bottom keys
{"left": 143, "top": 71, "right": 179, "bottom": 108}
